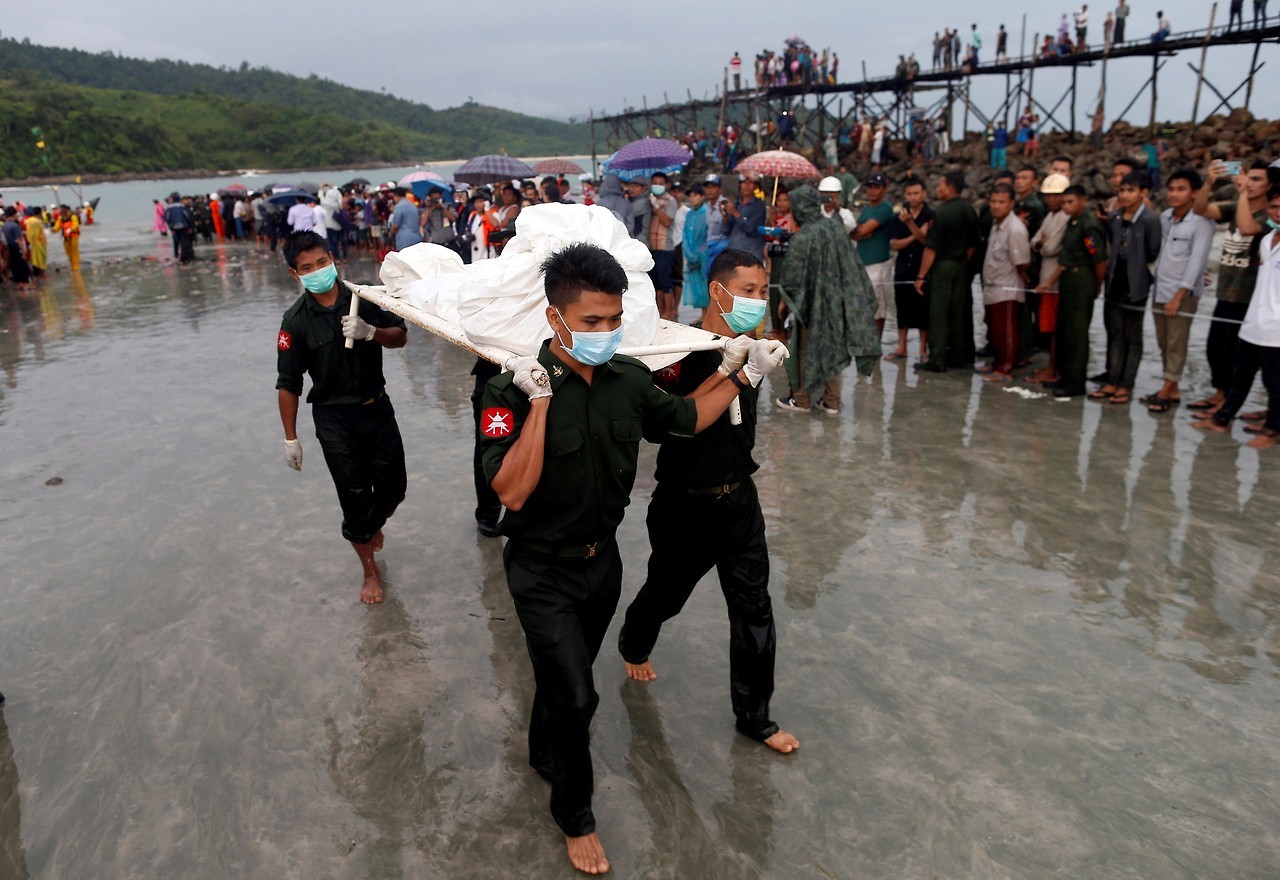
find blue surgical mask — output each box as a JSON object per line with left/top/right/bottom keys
{"left": 651, "top": 185, "right": 666, "bottom": 196}
{"left": 299, "top": 262, "right": 338, "bottom": 293}
{"left": 1267, "top": 219, "right": 1280, "bottom": 232}
{"left": 714, "top": 282, "right": 768, "bottom": 333}
{"left": 553, "top": 308, "right": 623, "bottom": 366}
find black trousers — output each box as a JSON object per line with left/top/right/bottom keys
{"left": 172, "top": 228, "right": 194, "bottom": 263}
{"left": 313, "top": 395, "right": 406, "bottom": 544}
{"left": 1215, "top": 340, "right": 1280, "bottom": 431}
{"left": 1104, "top": 300, "right": 1145, "bottom": 391}
{"left": 504, "top": 537, "right": 623, "bottom": 837}
{"left": 618, "top": 480, "right": 778, "bottom": 742}
{"left": 1207, "top": 300, "right": 1250, "bottom": 391}
{"left": 470, "top": 358, "right": 502, "bottom": 526}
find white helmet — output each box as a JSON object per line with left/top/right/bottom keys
{"left": 818, "top": 176, "right": 842, "bottom": 193}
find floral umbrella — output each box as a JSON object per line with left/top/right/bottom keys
{"left": 532, "top": 158, "right": 586, "bottom": 176}
{"left": 734, "top": 150, "right": 821, "bottom": 180}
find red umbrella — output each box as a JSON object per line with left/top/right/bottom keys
{"left": 532, "top": 158, "right": 586, "bottom": 176}
{"left": 734, "top": 150, "right": 821, "bottom": 180}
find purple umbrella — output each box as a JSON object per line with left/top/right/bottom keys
{"left": 454, "top": 154, "right": 537, "bottom": 186}
{"left": 602, "top": 137, "right": 692, "bottom": 182}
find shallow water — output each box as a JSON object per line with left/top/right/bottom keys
{"left": 1, "top": 224, "right": 1278, "bottom": 878}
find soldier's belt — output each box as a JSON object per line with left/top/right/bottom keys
{"left": 687, "top": 482, "right": 742, "bottom": 497}
{"left": 515, "top": 538, "right": 610, "bottom": 559}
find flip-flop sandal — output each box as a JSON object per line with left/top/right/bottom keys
{"left": 883, "top": 352, "right": 907, "bottom": 361}
{"left": 1147, "top": 397, "right": 1173, "bottom": 413}
{"left": 1110, "top": 391, "right": 1132, "bottom": 404}
{"left": 1186, "top": 399, "right": 1219, "bottom": 411}
{"left": 1088, "top": 389, "right": 1116, "bottom": 400}
{"left": 1241, "top": 410, "right": 1267, "bottom": 422}
{"left": 974, "top": 365, "right": 997, "bottom": 375}
{"left": 982, "top": 372, "right": 1010, "bottom": 382}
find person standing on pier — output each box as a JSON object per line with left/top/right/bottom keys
{"left": 731, "top": 51, "right": 742, "bottom": 91}
{"left": 996, "top": 24, "right": 1009, "bottom": 62}
{"left": 1114, "top": 0, "right": 1130, "bottom": 42}
{"left": 275, "top": 231, "right": 408, "bottom": 605}
{"left": 1254, "top": 0, "right": 1269, "bottom": 28}
{"left": 1229, "top": 0, "right": 1246, "bottom": 32}
{"left": 1075, "top": 4, "right": 1090, "bottom": 51}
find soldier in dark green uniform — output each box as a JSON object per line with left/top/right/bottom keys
{"left": 915, "top": 170, "right": 979, "bottom": 372}
{"left": 479, "top": 242, "right": 786, "bottom": 875}
{"left": 617, "top": 249, "right": 799, "bottom": 756}
{"left": 275, "top": 230, "right": 408, "bottom": 605}
{"left": 1038, "top": 185, "right": 1108, "bottom": 397}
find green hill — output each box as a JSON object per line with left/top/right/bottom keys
{"left": 0, "top": 36, "right": 590, "bottom": 178}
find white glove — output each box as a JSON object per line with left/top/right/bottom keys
{"left": 742, "top": 339, "right": 790, "bottom": 387}
{"left": 717, "top": 336, "right": 753, "bottom": 377}
{"left": 341, "top": 314, "right": 376, "bottom": 342}
{"left": 510, "top": 356, "right": 553, "bottom": 400}
{"left": 284, "top": 438, "right": 303, "bottom": 471}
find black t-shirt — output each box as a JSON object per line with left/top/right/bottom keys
{"left": 275, "top": 282, "right": 408, "bottom": 405}
{"left": 652, "top": 349, "right": 759, "bottom": 487}
{"left": 887, "top": 203, "right": 936, "bottom": 281}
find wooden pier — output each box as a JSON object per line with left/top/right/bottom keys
{"left": 589, "top": 9, "right": 1280, "bottom": 169}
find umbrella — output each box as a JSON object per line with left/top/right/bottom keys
{"left": 734, "top": 150, "right": 821, "bottom": 180}
{"left": 266, "top": 189, "right": 316, "bottom": 206}
{"left": 217, "top": 183, "right": 248, "bottom": 197}
{"left": 784, "top": 35, "right": 806, "bottom": 47}
{"left": 532, "top": 158, "right": 585, "bottom": 176}
{"left": 603, "top": 138, "right": 691, "bottom": 181}
{"left": 410, "top": 178, "right": 454, "bottom": 202}
{"left": 399, "top": 170, "right": 449, "bottom": 187}
{"left": 294, "top": 181, "right": 320, "bottom": 194}
{"left": 343, "top": 177, "right": 372, "bottom": 189}
{"left": 454, "top": 154, "right": 537, "bottom": 186}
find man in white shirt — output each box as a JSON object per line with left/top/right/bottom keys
{"left": 817, "top": 176, "right": 856, "bottom": 234}
{"left": 979, "top": 183, "right": 1031, "bottom": 380}
{"left": 1030, "top": 173, "right": 1072, "bottom": 383}
{"left": 1197, "top": 184, "right": 1280, "bottom": 447}
{"left": 287, "top": 196, "right": 315, "bottom": 233}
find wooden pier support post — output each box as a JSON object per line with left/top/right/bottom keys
{"left": 1192, "top": 3, "right": 1218, "bottom": 121}
{"left": 1149, "top": 54, "right": 1159, "bottom": 133}
{"left": 1070, "top": 65, "right": 1078, "bottom": 142}
{"left": 1245, "top": 39, "right": 1262, "bottom": 110}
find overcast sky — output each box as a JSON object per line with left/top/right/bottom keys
{"left": 5, "top": 0, "right": 1274, "bottom": 130}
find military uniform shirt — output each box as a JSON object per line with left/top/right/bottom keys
{"left": 480, "top": 342, "right": 698, "bottom": 545}
{"left": 1059, "top": 214, "right": 1108, "bottom": 268}
{"left": 651, "top": 350, "right": 758, "bottom": 487}
{"left": 275, "top": 283, "right": 407, "bottom": 405}
{"left": 925, "top": 196, "right": 980, "bottom": 261}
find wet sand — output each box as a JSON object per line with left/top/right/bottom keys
{"left": 0, "top": 237, "right": 1278, "bottom": 879}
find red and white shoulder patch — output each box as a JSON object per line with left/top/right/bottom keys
{"left": 655, "top": 362, "right": 682, "bottom": 388}
{"left": 277, "top": 330, "right": 292, "bottom": 351}
{"left": 481, "top": 407, "right": 514, "bottom": 437}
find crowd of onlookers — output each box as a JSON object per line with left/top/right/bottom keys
{"left": 0, "top": 196, "right": 91, "bottom": 282}
{"left": 152, "top": 175, "right": 589, "bottom": 267}
{"left": 730, "top": 40, "right": 839, "bottom": 92}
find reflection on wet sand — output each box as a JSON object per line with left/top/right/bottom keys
{"left": 324, "top": 573, "right": 447, "bottom": 876}
{"left": 0, "top": 710, "right": 29, "bottom": 880}
{"left": 0, "top": 249, "right": 1278, "bottom": 877}
{"left": 621, "top": 684, "right": 778, "bottom": 880}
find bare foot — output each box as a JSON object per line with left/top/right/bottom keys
{"left": 565, "top": 832, "right": 610, "bottom": 874}
{"left": 624, "top": 660, "right": 658, "bottom": 682}
{"left": 1246, "top": 433, "right": 1278, "bottom": 449}
{"left": 370, "top": 530, "right": 384, "bottom": 552}
{"left": 1190, "top": 418, "right": 1229, "bottom": 433}
{"left": 763, "top": 730, "right": 800, "bottom": 753}
{"left": 359, "top": 572, "right": 384, "bottom": 605}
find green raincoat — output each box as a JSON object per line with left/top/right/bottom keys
{"left": 778, "top": 186, "right": 879, "bottom": 396}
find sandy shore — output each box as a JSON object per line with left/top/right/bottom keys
{"left": 0, "top": 237, "right": 1277, "bottom": 878}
